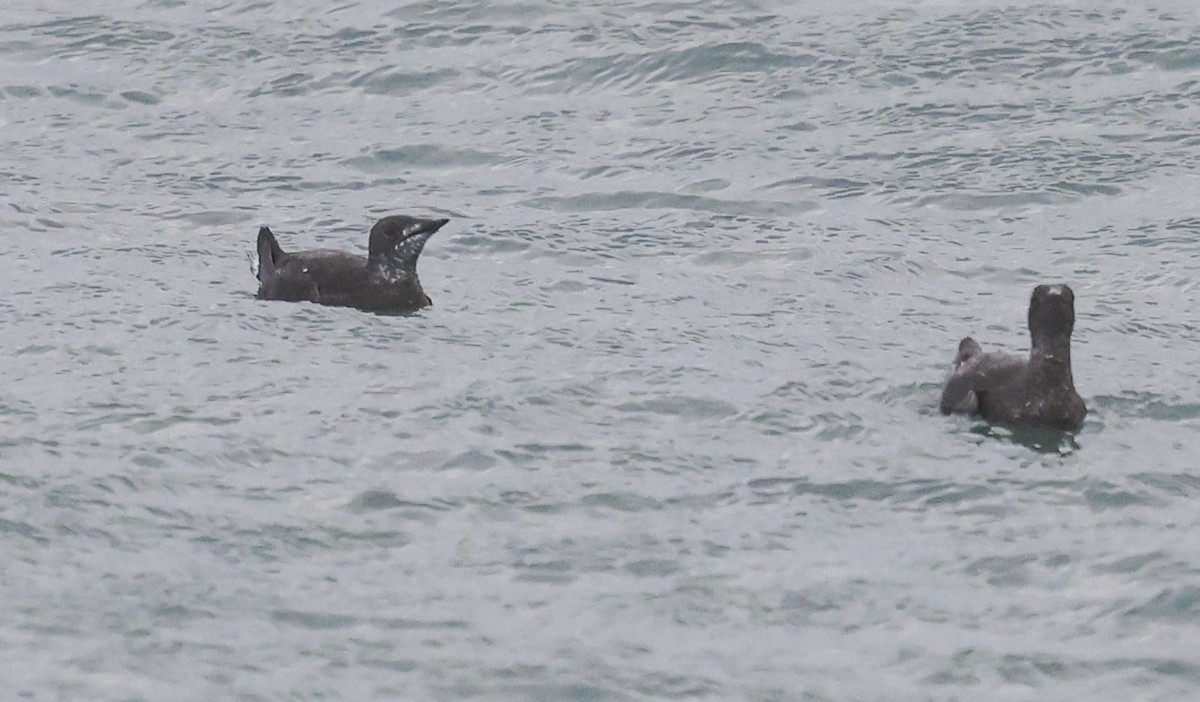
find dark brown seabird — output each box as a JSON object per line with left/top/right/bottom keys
{"left": 255, "top": 215, "right": 448, "bottom": 314}
{"left": 940, "top": 284, "right": 1087, "bottom": 431}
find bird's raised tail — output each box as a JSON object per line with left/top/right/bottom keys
{"left": 256, "top": 226, "right": 285, "bottom": 281}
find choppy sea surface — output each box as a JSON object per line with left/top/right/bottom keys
{"left": 4, "top": 1, "right": 1200, "bottom": 699}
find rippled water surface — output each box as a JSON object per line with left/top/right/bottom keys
{"left": 4, "top": 1, "right": 1200, "bottom": 699}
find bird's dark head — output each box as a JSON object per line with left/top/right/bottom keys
{"left": 367, "top": 215, "right": 449, "bottom": 265}
{"left": 1028, "top": 283, "right": 1075, "bottom": 342}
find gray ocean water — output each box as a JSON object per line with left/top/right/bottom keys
{"left": 4, "top": 1, "right": 1200, "bottom": 699}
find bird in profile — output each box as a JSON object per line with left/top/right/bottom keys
{"left": 254, "top": 215, "right": 448, "bottom": 314}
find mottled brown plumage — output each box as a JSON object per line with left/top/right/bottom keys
{"left": 255, "top": 215, "right": 447, "bottom": 314}
{"left": 940, "top": 284, "right": 1087, "bottom": 431}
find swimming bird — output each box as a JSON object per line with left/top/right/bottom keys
{"left": 939, "top": 284, "right": 1087, "bottom": 431}
{"left": 255, "top": 215, "right": 448, "bottom": 314}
